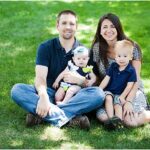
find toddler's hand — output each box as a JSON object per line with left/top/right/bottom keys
{"left": 119, "top": 96, "right": 126, "bottom": 105}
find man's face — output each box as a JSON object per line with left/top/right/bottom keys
{"left": 57, "top": 14, "right": 77, "bottom": 40}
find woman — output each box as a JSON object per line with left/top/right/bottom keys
{"left": 91, "top": 13, "right": 150, "bottom": 127}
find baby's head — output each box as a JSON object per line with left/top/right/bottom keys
{"left": 114, "top": 40, "right": 134, "bottom": 66}
{"left": 72, "top": 46, "right": 89, "bottom": 68}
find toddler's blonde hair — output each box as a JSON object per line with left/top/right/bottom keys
{"left": 114, "top": 40, "right": 134, "bottom": 58}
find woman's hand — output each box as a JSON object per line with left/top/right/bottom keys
{"left": 63, "top": 71, "right": 85, "bottom": 85}
{"left": 85, "top": 72, "right": 97, "bottom": 87}
{"left": 123, "top": 101, "right": 134, "bottom": 120}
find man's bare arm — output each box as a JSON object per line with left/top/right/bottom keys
{"left": 35, "top": 65, "right": 50, "bottom": 118}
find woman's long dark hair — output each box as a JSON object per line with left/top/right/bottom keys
{"left": 91, "top": 13, "right": 128, "bottom": 68}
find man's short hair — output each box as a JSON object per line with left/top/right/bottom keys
{"left": 57, "top": 10, "right": 77, "bottom": 23}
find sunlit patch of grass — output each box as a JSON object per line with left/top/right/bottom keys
{"left": 10, "top": 140, "right": 23, "bottom": 147}
{"left": 40, "top": 126, "right": 68, "bottom": 141}
{"left": 60, "top": 142, "right": 92, "bottom": 149}
{"left": 143, "top": 79, "right": 150, "bottom": 93}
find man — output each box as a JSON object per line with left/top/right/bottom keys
{"left": 11, "top": 10, "right": 104, "bottom": 130}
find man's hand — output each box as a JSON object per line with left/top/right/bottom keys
{"left": 63, "top": 71, "right": 85, "bottom": 85}
{"left": 36, "top": 93, "right": 50, "bottom": 118}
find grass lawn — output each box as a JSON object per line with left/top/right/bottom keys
{"left": 0, "top": 1, "right": 150, "bottom": 149}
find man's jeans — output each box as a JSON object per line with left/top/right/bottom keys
{"left": 11, "top": 83, "right": 105, "bottom": 127}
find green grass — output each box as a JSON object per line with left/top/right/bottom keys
{"left": 0, "top": 1, "right": 150, "bottom": 149}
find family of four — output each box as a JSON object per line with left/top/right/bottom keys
{"left": 11, "top": 10, "right": 150, "bottom": 130}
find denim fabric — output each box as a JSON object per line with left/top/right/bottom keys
{"left": 11, "top": 83, "right": 105, "bottom": 127}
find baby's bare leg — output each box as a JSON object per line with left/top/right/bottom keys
{"left": 55, "top": 87, "right": 65, "bottom": 104}
{"left": 105, "top": 95, "right": 114, "bottom": 118}
{"left": 63, "top": 85, "right": 81, "bottom": 103}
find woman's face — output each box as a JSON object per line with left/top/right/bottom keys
{"left": 100, "top": 19, "right": 118, "bottom": 42}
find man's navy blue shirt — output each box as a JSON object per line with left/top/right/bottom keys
{"left": 105, "top": 62, "right": 137, "bottom": 95}
{"left": 36, "top": 37, "right": 82, "bottom": 88}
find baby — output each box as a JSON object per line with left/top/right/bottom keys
{"left": 53, "top": 46, "right": 96, "bottom": 104}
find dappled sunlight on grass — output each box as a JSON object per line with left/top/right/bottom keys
{"left": 38, "top": 1, "right": 50, "bottom": 5}
{"left": 125, "top": 133, "right": 145, "bottom": 143}
{"left": 60, "top": 0, "right": 76, "bottom": 2}
{"left": 141, "top": 63, "right": 150, "bottom": 80}
{"left": 47, "top": 26, "right": 58, "bottom": 35}
{"left": 0, "top": 41, "right": 12, "bottom": 49}
{"left": 76, "top": 22, "right": 96, "bottom": 47}
{"left": 11, "top": 140, "right": 23, "bottom": 147}
{"left": 143, "top": 79, "right": 150, "bottom": 93}
{"left": 78, "top": 23, "right": 92, "bottom": 33}
{"left": 40, "top": 126, "right": 68, "bottom": 141}
{"left": 10, "top": 46, "right": 26, "bottom": 57}
{"left": 27, "top": 78, "right": 35, "bottom": 85}
{"left": 107, "top": 1, "right": 119, "bottom": 8}
{"left": 125, "top": 31, "right": 131, "bottom": 38}
{"left": 60, "top": 142, "right": 92, "bottom": 149}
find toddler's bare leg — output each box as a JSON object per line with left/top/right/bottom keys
{"left": 97, "top": 113, "right": 109, "bottom": 123}
{"left": 114, "top": 104, "right": 123, "bottom": 120}
{"left": 105, "top": 95, "right": 114, "bottom": 118}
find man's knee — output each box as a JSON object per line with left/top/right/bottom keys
{"left": 11, "top": 83, "right": 20, "bottom": 98}
{"left": 83, "top": 87, "right": 105, "bottom": 107}
{"left": 11, "top": 83, "right": 24, "bottom": 103}
{"left": 93, "top": 87, "right": 105, "bottom": 104}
